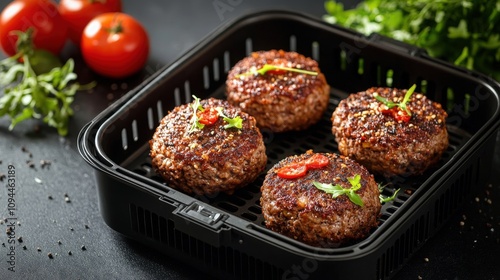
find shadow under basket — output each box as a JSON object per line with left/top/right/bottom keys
{"left": 78, "top": 10, "right": 500, "bottom": 280}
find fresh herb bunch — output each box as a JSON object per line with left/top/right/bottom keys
{"left": 189, "top": 95, "right": 243, "bottom": 132}
{"left": 324, "top": 0, "right": 500, "bottom": 81}
{"left": 0, "top": 29, "right": 93, "bottom": 136}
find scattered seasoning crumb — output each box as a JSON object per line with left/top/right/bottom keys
{"left": 70, "top": 227, "right": 74, "bottom": 231}
{"left": 65, "top": 197, "right": 71, "bottom": 203}
{"left": 68, "top": 251, "right": 72, "bottom": 256}
{"left": 58, "top": 240, "right": 62, "bottom": 245}
{"left": 85, "top": 224, "right": 90, "bottom": 229}
{"left": 475, "top": 197, "right": 480, "bottom": 202}
{"left": 34, "top": 177, "right": 43, "bottom": 184}
{"left": 26, "top": 160, "right": 35, "bottom": 168}
{"left": 48, "top": 195, "right": 53, "bottom": 200}
{"left": 459, "top": 221, "right": 465, "bottom": 227}
{"left": 22, "top": 245, "right": 27, "bottom": 250}
{"left": 40, "top": 160, "right": 51, "bottom": 169}
{"left": 424, "top": 257, "right": 429, "bottom": 262}
{"left": 16, "top": 221, "right": 20, "bottom": 226}
{"left": 48, "top": 252, "right": 53, "bottom": 259}
{"left": 0, "top": 173, "right": 5, "bottom": 182}
{"left": 81, "top": 245, "right": 87, "bottom": 251}
{"left": 21, "top": 146, "right": 33, "bottom": 158}
{"left": 2, "top": 243, "right": 5, "bottom": 247}
{"left": 418, "top": 276, "right": 423, "bottom": 280}
{"left": 37, "top": 247, "right": 41, "bottom": 252}
{"left": 17, "top": 236, "right": 23, "bottom": 243}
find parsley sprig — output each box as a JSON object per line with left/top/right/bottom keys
{"left": 0, "top": 29, "right": 94, "bottom": 136}
{"left": 313, "top": 174, "right": 364, "bottom": 207}
{"left": 374, "top": 84, "right": 416, "bottom": 116}
{"left": 237, "top": 64, "right": 318, "bottom": 78}
{"left": 216, "top": 107, "right": 243, "bottom": 129}
{"left": 379, "top": 184, "right": 400, "bottom": 204}
{"left": 189, "top": 95, "right": 243, "bottom": 132}
{"left": 189, "top": 95, "right": 205, "bottom": 131}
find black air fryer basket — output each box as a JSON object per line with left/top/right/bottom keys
{"left": 78, "top": 11, "right": 500, "bottom": 280}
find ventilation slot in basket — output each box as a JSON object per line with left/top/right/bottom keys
{"left": 433, "top": 160, "right": 474, "bottom": 228}
{"left": 129, "top": 203, "right": 282, "bottom": 279}
{"left": 376, "top": 213, "right": 430, "bottom": 279}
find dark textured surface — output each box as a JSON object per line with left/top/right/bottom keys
{"left": 0, "top": 0, "right": 499, "bottom": 279}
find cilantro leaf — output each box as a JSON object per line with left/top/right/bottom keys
{"left": 216, "top": 107, "right": 243, "bottom": 129}
{"left": 313, "top": 174, "right": 364, "bottom": 207}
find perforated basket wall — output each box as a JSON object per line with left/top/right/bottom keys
{"left": 78, "top": 11, "right": 500, "bottom": 280}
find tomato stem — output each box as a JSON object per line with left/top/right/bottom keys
{"left": 106, "top": 14, "right": 124, "bottom": 34}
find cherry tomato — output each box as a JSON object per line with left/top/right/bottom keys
{"left": 81, "top": 12, "right": 149, "bottom": 79}
{"left": 276, "top": 163, "right": 308, "bottom": 179}
{"left": 303, "top": 153, "right": 330, "bottom": 169}
{"left": 58, "top": 0, "right": 122, "bottom": 45}
{"left": 197, "top": 107, "right": 219, "bottom": 125}
{"left": 0, "top": 0, "right": 68, "bottom": 57}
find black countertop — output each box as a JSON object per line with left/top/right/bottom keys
{"left": 0, "top": 0, "right": 499, "bottom": 279}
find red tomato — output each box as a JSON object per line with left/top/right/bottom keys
{"left": 58, "top": 0, "right": 122, "bottom": 45}
{"left": 276, "top": 163, "right": 308, "bottom": 179}
{"left": 0, "top": 0, "right": 68, "bottom": 56}
{"left": 81, "top": 12, "right": 149, "bottom": 79}
{"left": 303, "top": 154, "right": 330, "bottom": 169}
{"left": 197, "top": 107, "right": 219, "bottom": 125}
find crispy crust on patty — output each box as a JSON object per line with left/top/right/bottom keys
{"left": 331, "top": 87, "right": 449, "bottom": 177}
{"left": 260, "top": 151, "right": 381, "bottom": 247}
{"left": 150, "top": 98, "right": 267, "bottom": 195}
{"left": 226, "top": 49, "right": 330, "bottom": 132}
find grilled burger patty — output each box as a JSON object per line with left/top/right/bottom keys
{"left": 225, "top": 49, "right": 330, "bottom": 132}
{"left": 331, "top": 87, "right": 449, "bottom": 177}
{"left": 260, "top": 151, "right": 381, "bottom": 247}
{"left": 150, "top": 97, "right": 267, "bottom": 196}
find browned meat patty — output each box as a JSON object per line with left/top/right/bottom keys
{"left": 150, "top": 97, "right": 267, "bottom": 196}
{"left": 260, "top": 151, "right": 381, "bottom": 248}
{"left": 331, "top": 87, "right": 449, "bottom": 177}
{"left": 225, "top": 49, "right": 330, "bottom": 132}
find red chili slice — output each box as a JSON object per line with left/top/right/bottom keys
{"left": 197, "top": 107, "right": 219, "bottom": 125}
{"left": 381, "top": 107, "right": 411, "bottom": 123}
{"left": 265, "top": 69, "right": 287, "bottom": 75}
{"left": 276, "top": 163, "right": 307, "bottom": 179}
{"left": 303, "top": 153, "right": 330, "bottom": 169}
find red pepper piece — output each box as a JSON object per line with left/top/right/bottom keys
{"left": 277, "top": 154, "right": 330, "bottom": 179}
{"left": 303, "top": 153, "right": 330, "bottom": 169}
{"left": 276, "top": 163, "right": 308, "bottom": 179}
{"left": 381, "top": 108, "right": 411, "bottom": 123}
{"left": 197, "top": 107, "right": 219, "bottom": 125}
{"left": 265, "top": 69, "right": 287, "bottom": 75}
